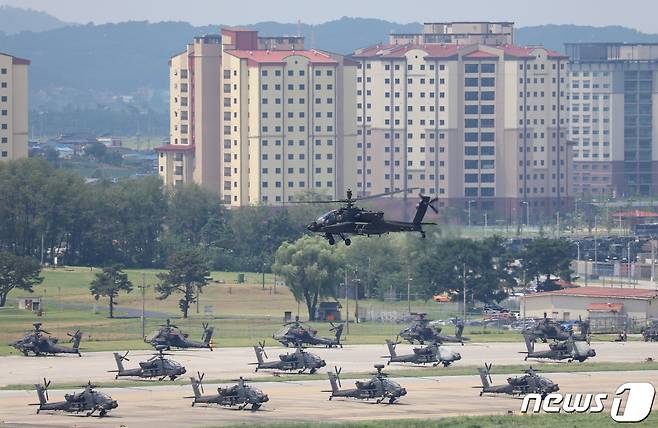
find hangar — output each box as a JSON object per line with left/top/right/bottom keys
{"left": 521, "top": 287, "right": 658, "bottom": 330}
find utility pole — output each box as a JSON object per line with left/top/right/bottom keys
{"left": 139, "top": 273, "right": 147, "bottom": 340}
{"left": 40, "top": 233, "right": 45, "bottom": 266}
{"left": 262, "top": 262, "right": 266, "bottom": 290}
{"left": 462, "top": 263, "right": 467, "bottom": 322}
{"left": 628, "top": 241, "right": 632, "bottom": 287}
{"left": 345, "top": 269, "right": 349, "bottom": 334}
{"left": 468, "top": 200, "right": 475, "bottom": 227}
{"left": 407, "top": 265, "right": 412, "bottom": 314}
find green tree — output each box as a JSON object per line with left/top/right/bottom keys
{"left": 0, "top": 252, "right": 43, "bottom": 307}
{"left": 155, "top": 250, "right": 210, "bottom": 318}
{"left": 272, "top": 236, "right": 343, "bottom": 320}
{"left": 89, "top": 265, "right": 133, "bottom": 318}
{"left": 413, "top": 237, "right": 513, "bottom": 304}
{"left": 520, "top": 238, "right": 574, "bottom": 292}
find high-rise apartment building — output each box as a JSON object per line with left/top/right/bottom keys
{"left": 567, "top": 43, "right": 658, "bottom": 198}
{"left": 351, "top": 23, "right": 571, "bottom": 221}
{"left": 0, "top": 52, "right": 29, "bottom": 161}
{"left": 158, "top": 28, "right": 357, "bottom": 206}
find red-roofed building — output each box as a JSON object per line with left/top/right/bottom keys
{"left": 160, "top": 29, "right": 358, "bottom": 204}
{"left": 349, "top": 21, "right": 572, "bottom": 221}
{"left": 522, "top": 286, "right": 658, "bottom": 321}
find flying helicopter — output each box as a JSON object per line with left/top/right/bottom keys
{"left": 145, "top": 319, "right": 214, "bottom": 351}
{"left": 273, "top": 318, "right": 344, "bottom": 348}
{"left": 295, "top": 188, "right": 437, "bottom": 245}
{"left": 110, "top": 347, "right": 187, "bottom": 380}
{"left": 251, "top": 341, "right": 326, "bottom": 374}
{"left": 476, "top": 363, "right": 559, "bottom": 398}
{"left": 11, "top": 323, "right": 82, "bottom": 357}
{"left": 382, "top": 339, "right": 462, "bottom": 367}
{"left": 522, "top": 333, "right": 596, "bottom": 363}
{"left": 32, "top": 379, "right": 118, "bottom": 417}
{"left": 325, "top": 364, "right": 407, "bottom": 404}
{"left": 187, "top": 372, "right": 269, "bottom": 410}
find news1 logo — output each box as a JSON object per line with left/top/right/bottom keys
{"left": 521, "top": 383, "right": 656, "bottom": 423}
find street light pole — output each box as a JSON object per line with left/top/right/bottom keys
{"left": 139, "top": 273, "right": 147, "bottom": 340}
{"left": 407, "top": 265, "right": 412, "bottom": 314}
{"left": 467, "top": 200, "right": 476, "bottom": 227}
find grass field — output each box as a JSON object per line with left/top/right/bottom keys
{"left": 0, "top": 266, "right": 619, "bottom": 355}
{"left": 216, "top": 412, "right": 658, "bottom": 428}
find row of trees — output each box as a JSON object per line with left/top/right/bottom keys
{"left": 0, "top": 158, "right": 316, "bottom": 270}
{"left": 273, "top": 234, "right": 574, "bottom": 320}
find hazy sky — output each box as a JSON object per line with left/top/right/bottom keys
{"left": 2, "top": 0, "right": 657, "bottom": 32}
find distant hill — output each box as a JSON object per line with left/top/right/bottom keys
{"left": 0, "top": 5, "right": 70, "bottom": 35}
{"left": 515, "top": 24, "right": 658, "bottom": 51}
{"left": 2, "top": 8, "right": 658, "bottom": 136}
{"left": 2, "top": 17, "right": 657, "bottom": 98}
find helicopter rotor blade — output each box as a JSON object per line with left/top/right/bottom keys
{"left": 334, "top": 366, "right": 342, "bottom": 388}
{"left": 356, "top": 187, "right": 419, "bottom": 201}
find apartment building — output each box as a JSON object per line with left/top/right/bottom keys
{"left": 158, "top": 28, "right": 357, "bottom": 206}
{"left": 567, "top": 43, "right": 658, "bottom": 198}
{"left": 0, "top": 52, "right": 29, "bottom": 161}
{"left": 351, "top": 23, "right": 572, "bottom": 221}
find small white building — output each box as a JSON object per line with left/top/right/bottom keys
{"left": 521, "top": 287, "right": 658, "bottom": 322}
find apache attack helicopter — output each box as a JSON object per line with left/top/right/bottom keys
{"left": 399, "top": 314, "right": 469, "bottom": 345}
{"left": 522, "top": 333, "right": 596, "bottom": 363}
{"left": 110, "top": 347, "right": 187, "bottom": 380}
{"left": 32, "top": 379, "right": 118, "bottom": 417}
{"left": 187, "top": 373, "right": 269, "bottom": 410}
{"left": 251, "top": 341, "right": 326, "bottom": 374}
{"left": 273, "top": 318, "right": 344, "bottom": 348}
{"left": 476, "top": 364, "right": 559, "bottom": 398}
{"left": 325, "top": 365, "right": 408, "bottom": 404}
{"left": 11, "top": 323, "right": 82, "bottom": 357}
{"left": 145, "top": 319, "right": 214, "bottom": 351}
{"left": 382, "top": 339, "right": 462, "bottom": 367}
{"left": 641, "top": 319, "right": 658, "bottom": 341}
{"left": 299, "top": 188, "right": 437, "bottom": 245}
{"left": 524, "top": 313, "right": 590, "bottom": 343}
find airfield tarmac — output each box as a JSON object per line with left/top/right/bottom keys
{"left": 0, "top": 370, "right": 657, "bottom": 427}
{"left": 1, "top": 341, "right": 657, "bottom": 387}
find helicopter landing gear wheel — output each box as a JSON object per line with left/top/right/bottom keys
{"left": 344, "top": 238, "right": 351, "bottom": 246}
{"left": 325, "top": 233, "right": 335, "bottom": 245}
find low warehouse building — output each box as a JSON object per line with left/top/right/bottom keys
{"left": 521, "top": 287, "right": 658, "bottom": 327}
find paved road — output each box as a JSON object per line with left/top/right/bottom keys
{"left": 0, "top": 370, "right": 656, "bottom": 427}
{"left": 1, "top": 341, "right": 657, "bottom": 387}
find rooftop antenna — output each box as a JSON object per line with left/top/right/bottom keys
{"left": 297, "top": 19, "right": 301, "bottom": 37}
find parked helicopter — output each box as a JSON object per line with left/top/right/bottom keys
{"left": 251, "top": 341, "right": 326, "bottom": 374}
{"left": 298, "top": 188, "right": 436, "bottom": 245}
{"left": 11, "top": 323, "right": 82, "bottom": 357}
{"left": 110, "top": 347, "right": 187, "bottom": 380}
{"left": 324, "top": 365, "right": 407, "bottom": 404}
{"left": 641, "top": 319, "right": 658, "bottom": 341}
{"left": 476, "top": 364, "right": 559, "bottom": 398}
{"left": 273, "top": 319, "right": 344, "bottom": 348}
{"left": 187, "top": 373, "right": 269, "bottom": 410}
{"left": 400, "top": 314, "right": 469, "bottom": 345}
{"left": 32, "top": 379, "right": 118, "bottom": 417}
{"left": 145, "top": 319, "right": 214, "bottom": 351}
{"left": 382, "top": 339, "right": 462, "bottom": 367}
{"left": 522, "top": 333, "right": 596, "bottom": 363}
{"left": 524, "top": 313, "right": 590, "bottom": 343}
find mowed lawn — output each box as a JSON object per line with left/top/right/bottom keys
{"left": 1, "top": 266, "right": 534, "bottom": 355}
